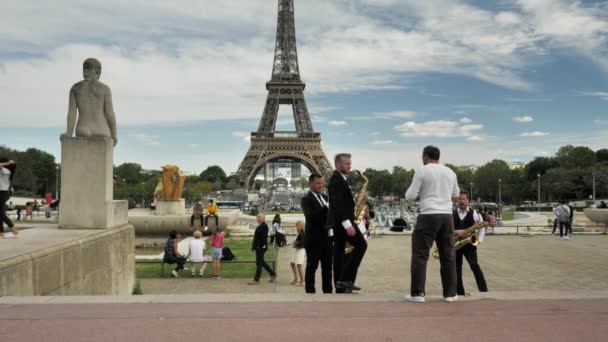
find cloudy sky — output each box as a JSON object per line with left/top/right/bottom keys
{"left": 1, "top": 0, "right": 607, "bottom": 174}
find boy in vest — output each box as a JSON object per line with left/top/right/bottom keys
{"left": 454, "top": 191, "right": 488, "bottom": 296}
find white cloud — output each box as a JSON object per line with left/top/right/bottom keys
{"left": 514, "top": 116, "right": 534, "bottom": 123}
{"left": 521, "top": 131, "right": 550, "bottom": 137}
{"left": 328, "top": 120, "right": 348, "bottom": 126}
{"left": 374, "top": 111, "right": 418, "bottom": 119}
{"left": 579, "top": 91, "right": 608, "bottom": 101}
{"left": 231, "top": 131, "right": 251, "bottom": 142}
{"left": 459, "top": 117, "right": 472, "bottom": 124}
{"left": 1, "top": 0, "right": 607, "bottom": 128}
{"left": 188, "top": 144, "right": 200, "bottom": 148}
{"left": 370, "top": 131, "right": 381, "bottom": 136}
{"left": 372, "top": 140, "right": 393, "bottom": 145}
{"left": 132, "top": 133, "right": 160, "bottom": 146}
{"left": 467, "top": 136, "right": 483, "bottom": 141}
{"left": 394, "top": 119, "right": 483, "bottom": 138}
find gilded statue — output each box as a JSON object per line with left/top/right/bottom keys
{"left": 154, "top": 165, "right": 186, "bottom": 201}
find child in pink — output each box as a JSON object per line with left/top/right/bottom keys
{"left": 210, "top": 229, "right": 225, "bottom": 279}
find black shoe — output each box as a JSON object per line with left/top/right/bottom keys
{"left": 335, "top": 281, "right": 352, "bottom": 290}
{"left": 351, "top": 284, "right": 362, "bottom": 291}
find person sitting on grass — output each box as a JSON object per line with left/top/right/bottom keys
{"left": 164, "top": 230, "right": 187, "bottom": 277}
{"left": 188, "top": 230, "right": 207, "bottom": 277}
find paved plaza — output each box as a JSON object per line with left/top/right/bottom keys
{"left": 1, "top": 234, "right": 607, "bottom": 341}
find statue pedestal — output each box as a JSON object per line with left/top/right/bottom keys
{"left": 59, "top": 136, "right": 128, "bottom": 229}
{"left": 156, "top": 199, "right": 186, "bottom": 216}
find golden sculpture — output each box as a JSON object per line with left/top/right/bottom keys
{"left": 154, "top": 165, "right": 186, "bottom": 201}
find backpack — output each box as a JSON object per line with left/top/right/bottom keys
{"left": 221, "top": 247, "right": 235, "bottom": 261}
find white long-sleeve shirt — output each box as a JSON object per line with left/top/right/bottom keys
{"left": 405, "top": 163, "right": 459, "bottom": 215}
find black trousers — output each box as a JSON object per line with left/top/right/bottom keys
{"left": 456, "top": 244, "right": 488, "bottom": 295}
{"left": 559, "top": 222, "right": 568, "bottom": 237}
{"left": 0, "top": 191, "right": 14, "bottom": 232}
{"left": 305, "top": 238, "right": 333, "bottom": 293}
{"left": 164, "top": 256, "right": 187, "bottom": 272}
{"left": 190, "top": 215, "right": 203, "bottom": 227}
{"left": 333, "top": 226, "right": 367, "bottom": 293}
{"left": 254, "top": 247, "right": 275, "bottom": 281}
{"left": 411, "top": 214, "right": 457, "bottom": 298}
{"left": 205, "top": 214, "right": 219, "bottom": 227}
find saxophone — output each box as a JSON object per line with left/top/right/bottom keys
{"left": 432, "top": 221, "right": 488, "bottom": 259}
{"left": 346, "top": 171, "right": 373, "bottom": 254}
{"left": 354, "top": 171, "right": 369, "bottom": 226}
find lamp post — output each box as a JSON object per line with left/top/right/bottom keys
{"left": 55, "top": 164, "right": 60, "bottom": 200}
{"left": 498, "top": 178, "right": 502, "bottom": 209}
{"left": 470, "top": 182, "right": 473, "bottom": 202}
{"left": 537, "top": 173, "right": 541, "bottom": 212}
{"left": 592, "top": 171, "right": 596, "bottom": 204}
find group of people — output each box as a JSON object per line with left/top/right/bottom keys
{"left": 189, "top": 199, "right": 220, "bottom": 230}
{"left": 286, "top": 147, "right": 488, "bottom": 301}
{"left": 163, "top": 227, "right": 225, "bottom": 279}
{"left": 552, "top": 202, "right": 575, "bottom": 240}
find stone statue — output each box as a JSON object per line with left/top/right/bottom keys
{"left": 61, "top": 58, "right": 118, "bottom": 146}
{"left": 154, "top": 165, "right": 186, "bottom": 201}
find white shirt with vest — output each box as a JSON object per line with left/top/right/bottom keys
{"left": 0, "top": 168, "right": 11, "bottom": 191}
{"left": 456, "top": 206, "right": 485, "bottom": 242}
{"left": 405, "top": 163, "right": 459, "bottom": 215}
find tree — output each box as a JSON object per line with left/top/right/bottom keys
{"left": 472, "top": 160, "right": 511, "bottom": 202}
{"left": 114, "top": 163, "right": 143, "bottom": 185}
{"left": 596, "top": 149, "right": 608, "bottom": 163}
{"left": 391, "top": 166, "right": 413, "bottom": 197}
{"left": 555, "top": 145, "right": 596, "bottom": 169}
{"left": 525, "top": 157, "right": 558, "bottom": 181}
{"left": 199, "top": 165, "right": 227, "bottom": 184}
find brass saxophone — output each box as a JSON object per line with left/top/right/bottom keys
{"left": 346, "top": 171, "right": 373, "bottom": 254}
{"left": 432, "top": 221, "right": 488, "bottom": 259}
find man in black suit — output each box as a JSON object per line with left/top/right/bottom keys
{"left": 328, "top": 153, "right": 367, "bottom": 293}
{"left": 301, "top": 174, "right": 333, "bottom": 294}
{"left": 249, "top": 214, "right": 277, "bottom": 285}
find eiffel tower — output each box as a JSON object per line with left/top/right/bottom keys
{"left": 237, "top": 0, "right": 332, "bottom": 189}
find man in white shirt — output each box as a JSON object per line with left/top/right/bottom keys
{"left": 405, "top": 146, "right": 460, "bottom": 303}
{"left": 553, "top": 201, "right": 571, "bottom": 240}
{"left": 453, "top": 191, "right": 487, "bottom": 296}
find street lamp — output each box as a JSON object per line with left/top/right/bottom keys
{"left": 498, "top": 178, "right": 502, "bottom": 208}
{"left": 55, "top": 164, "right": 60, "bottom": 200}
{"left": 470, "top": 182, "right": 473, "bottom": 202}
{"left": 537, "top": 173, "right": 541, "bottom": 212}
{"left": 592, "top": 171, "right": 596, "bottom": 204}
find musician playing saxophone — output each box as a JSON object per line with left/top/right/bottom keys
{"left": 454, "top": 190, "right": 488, "bottom": 296}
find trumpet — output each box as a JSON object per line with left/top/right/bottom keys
{"left": 432, "top": 221, "right": 488, "bottom": 259}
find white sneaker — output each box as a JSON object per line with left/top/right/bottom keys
{"left": 443, "top": 295, "right": 458, "bottom": 302}
{"left": 560, "top": 236, "right": 566, "bottom": 240}
{"left": 405, "top": 295, "right": 425, "bottom": 303}
{"left": 192, "top": 272, "right": 196, "bottom": 276}
{"left": 171, "top": 270, "right": 178, "bottom": 278}
{"left": 564, "top": 236, "right": 570, "bottom": 240}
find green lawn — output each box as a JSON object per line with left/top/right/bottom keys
{"left": 501, "top": 212, "right": 514, "bottom": 221}
{"left": 135, "top": 239, "right": 279, "bottom": 278}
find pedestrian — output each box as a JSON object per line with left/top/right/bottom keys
{"left": 290, "top": 221, "right": 306, "bottom": 286}
{"left": 405, "top": 145, "right": 460, "bottom": 303}
{"left": 210, "top": 228, "right": 225, "bottom": 279}
{"left": 0, "top": 158, "right": 18, "bottom": 237}
{"left": 248, "top": 214, "right": 277, "bottom": 284}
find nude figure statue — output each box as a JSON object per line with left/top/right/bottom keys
{"left": 61, "top": 58, "right": 118, "bottom": 146}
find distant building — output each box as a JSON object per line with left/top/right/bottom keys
{"left": 458, "top": 164, "right": 480, "bottom": 173}
{"left": 508, "top": 162, "right": 525, "bottom": 170}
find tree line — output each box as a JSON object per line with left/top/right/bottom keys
{"left": 2, "top": 144, "right": 606, "bottom": 204}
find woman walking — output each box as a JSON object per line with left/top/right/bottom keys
{"left": 0, "top": 157, "right": 18, "bottom": 237}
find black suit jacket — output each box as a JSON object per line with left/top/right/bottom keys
{"left": 327, "top": 171, "right": 355, "bottom": 236}
{"left": 252, "top": 222, "right": 269, "bottom": 250}
{"left": 301, "top": 191, "right": 329, "bottom": 246}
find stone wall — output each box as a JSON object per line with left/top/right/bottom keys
{"left": 0, "top": 224, "right": 135, "bottom": 296}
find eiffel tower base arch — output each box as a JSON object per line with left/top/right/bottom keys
{"left": 238, "top": 134, "right": 332, "bottom": 190}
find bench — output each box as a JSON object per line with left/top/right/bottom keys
{"left": 136, "top": 258, "right": 276, "bottom": 277}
